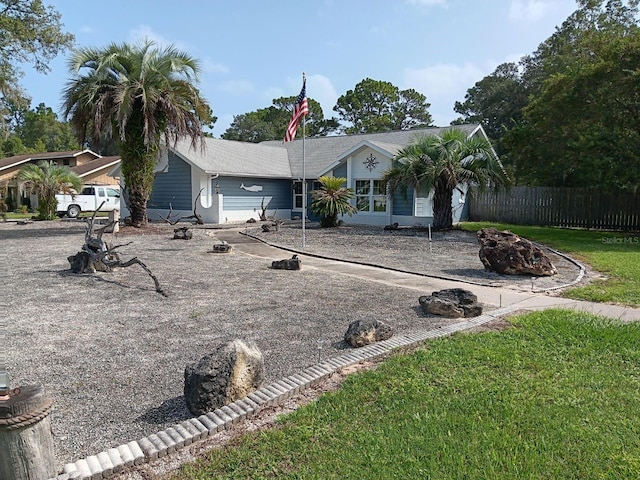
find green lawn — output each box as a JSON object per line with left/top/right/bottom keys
{"left": 460, "top": 222, "right": 640, "bottom": 307}
{"left": 175, "top": 310, "right": 640, "bottom": 479}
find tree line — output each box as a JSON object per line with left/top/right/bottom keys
{"left": 453, "top": 0, "right": 640, "bottom": 190}
{"left": 2, "top": 0, "right": 638, "bottom": 226}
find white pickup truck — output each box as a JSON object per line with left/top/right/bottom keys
{"left": 56, "top": 185, "right": 121, "bottom": 218}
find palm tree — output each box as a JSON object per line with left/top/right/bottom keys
{"left": 62, "top": 40, "right": 212, "bottom": 227}
{"left": 382, "top": 128, "right": 509, "bottom": 229}
{"left": 16, "top": 161, "right": 82, "bottom": 220}
{"left": 309, "top": 176, "right": 358, "bottom": 228}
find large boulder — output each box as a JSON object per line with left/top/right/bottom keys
{"left": 477, "top": 227, "right": 557, "bottom": 276}
{"left": 184, "top": 339, "right": 264, "bottom": 415}
{"left": 419, "top": 288, "right": 483, "bottom": 318}
{"left": 344, "top": 319, "right": 394, "bottom": 347}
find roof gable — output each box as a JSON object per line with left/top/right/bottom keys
{"left": 0, "top": 149, "right": 99, "bottom": 172}
{"left": 262, "top": 124, "right": 484, "bottom": 179}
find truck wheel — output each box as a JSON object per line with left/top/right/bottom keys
{"left": 67, "top": 205, "right": 81, "bottom": 218}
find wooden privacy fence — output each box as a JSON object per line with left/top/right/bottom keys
{"left": 468, "top": 186, "right": 640, "bottom": 231}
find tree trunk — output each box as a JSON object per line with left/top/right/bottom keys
{"left": 0, "top": 385, "right": 56, "bottom": 480}
{"left": 128, "top": 187, "right": 148, "bottom": 228}
{"left": 432, "top": 181, "right": 453, "bottom": 229}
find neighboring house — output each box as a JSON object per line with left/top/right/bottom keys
{"left": 130, "top": 124, "right": 489, "bottom": 226}
{"left": 0, "top": 149, "right": 121, "bottom": 210}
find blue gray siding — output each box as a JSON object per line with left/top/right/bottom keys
{"left": 392, "top": 188, "right": 413, "bottom": 216}
{"left": 149, "top": 153, "right": 192, "bottom": 209}
{"left": 216, "top": 176, "right": 292, "bottom": 211}
{"left": 333, "top": 163, "right": 347, "bottom": 178}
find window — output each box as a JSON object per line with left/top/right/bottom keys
{"left": 293, "top": 181, "right": 303, "bottom": 209}
{"left": 107, "top": 188, "right": 120, "bottom": 198}
{"left": 355, "top": 179, "right": 386, "bottom": 212}
{"left": 98, "top": 188, "right": 106, "bottom": 197}
{"left": 294, "top": 180, "right": 334, "bottom": 209}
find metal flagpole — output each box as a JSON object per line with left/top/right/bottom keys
{"left": 302, "top": 107, "right": 306, "bottom": 248}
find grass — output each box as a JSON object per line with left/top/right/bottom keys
{"left": 174, "top": 310, "right": 640, "bottom": 479}
{"left": 459, "top": 222, "right": 640, "bottom": 307}
{"left": 4, "top": 211, "right": 33, "bottom": 219}
{"left": 1, "top": 211, "right": 108, "bottom": 220}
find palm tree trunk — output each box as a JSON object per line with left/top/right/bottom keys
{"left": 128, "top": 187, "right": 148, "bottom": 228}
{"left": 432, "top": 180, "right": 454, "bottom": 230}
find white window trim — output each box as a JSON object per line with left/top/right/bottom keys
{"left": 354, "top": 179, "right": 387, "bottom": 214}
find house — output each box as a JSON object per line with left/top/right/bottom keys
{"left": 135, "top": 124, "right": 488, "bottom": 226}
{"left": 0, "top": 149, "right": 121, "bottom": 210}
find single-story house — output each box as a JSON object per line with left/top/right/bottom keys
{"left": 127, "top": 124, "right": 491, "bottom": 226}
{"left": 0, "top": 149, "right": 121, "bottom": 210}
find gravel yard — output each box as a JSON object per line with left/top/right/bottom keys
{"left": 248, "top": 223, "right": 582, "bottom": 291}
{"left": 0, "top": 220, "right": 582, "bottom": 469}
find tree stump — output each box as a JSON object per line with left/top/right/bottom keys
{"left": 0, "top": 385, "right": 56, "bottom": 480}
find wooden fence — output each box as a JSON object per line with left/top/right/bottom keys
{"left": 468, "top": 186, "right": 640, "bottom": 231}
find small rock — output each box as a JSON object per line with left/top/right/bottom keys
{"left": 344, "top": 319, "right": 394, "bottom": 347}
{"left": 174, "top": 226, "right": 193, "bottom": 240}
{"left": 271, "top": 255, "right": 301, "bottom": 270}
{"left": 419, "top": 288, "right": 482, "bottom": 318}
{"left": 212, "top": 241, "right": 232, "bottom": 253}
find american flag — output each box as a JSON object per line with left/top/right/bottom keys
{"left": 284, "top": 78, "right": 309, "bottom": 142}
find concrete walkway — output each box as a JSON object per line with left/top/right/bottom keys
{"left": 214, "top": 228, "right": 640, "bottom": 323}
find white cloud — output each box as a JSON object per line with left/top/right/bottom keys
{"left": 305, "top": 74, "right": 338, "bottom": 115}
{"left": 202, "top": 58, "right": 229, "bottom": 74}
{"left": 509, "top": 0, "right": 554, "bottom": 21}
{"left": 127, "top": 25, "right": 189, "bottom": 51}
{"left": 404, "top": 63, "right": 484, "bottom": 98}
{"left": 403, "top": 62, "right": 486, "bottom": 125}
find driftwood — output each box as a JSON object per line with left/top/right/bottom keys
{"left": 258, "top": 197, "right": 268, "bottom": 221}
{"left": 68, "top": 204, "right": 167, "bottom": 296}
{"left": 158, "top": 188, "right": 204, "bottom": 225}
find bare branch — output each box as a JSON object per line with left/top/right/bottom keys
{"left": 156, "top": 188, "right": 204, "bottom": 225}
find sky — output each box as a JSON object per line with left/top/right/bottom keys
{"left": 19, "top": 0, "right": 578, "bottom": 137}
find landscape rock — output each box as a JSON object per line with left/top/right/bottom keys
{"left": 477, "top": 227, "right": 557, "bottom": 276}
{"left": 419, "top": 288, "right": 483, "bottom": 318}
{"left": 212, "top": 241, "right": 232, "bottom": 253}
{"left": 184, "top": 339, "right": 265, "bottom": 415}
{"left": 344, "top": 319, "right": 394, "bottom": 347}
{"left": 173, "top": 226, "right": 193, "bottom": 240}
{"left": 271, "top": 255, "right": 301, "bottom": 270}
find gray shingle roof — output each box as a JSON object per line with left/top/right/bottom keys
{"left": 171, "top": 137, "right": 292, "bottom": 178}
{"left": 170, "top": 124, "right": 483, "bottom": 180}
{"left": 262, "top": 124, "right": 482, "bottom": 178}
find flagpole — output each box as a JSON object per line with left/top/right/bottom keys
{"left": 302, "top": 94, "right": 307, "bottom": 249}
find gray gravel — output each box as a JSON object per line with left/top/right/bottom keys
{"left": 1, "top": 220, "right": 502, "bottom": 469}
{"left": 248, "top": 222, "right": 582, "bottom": 291}
{"left": 0, "top": 220, "right": 583, "bottom": 469}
